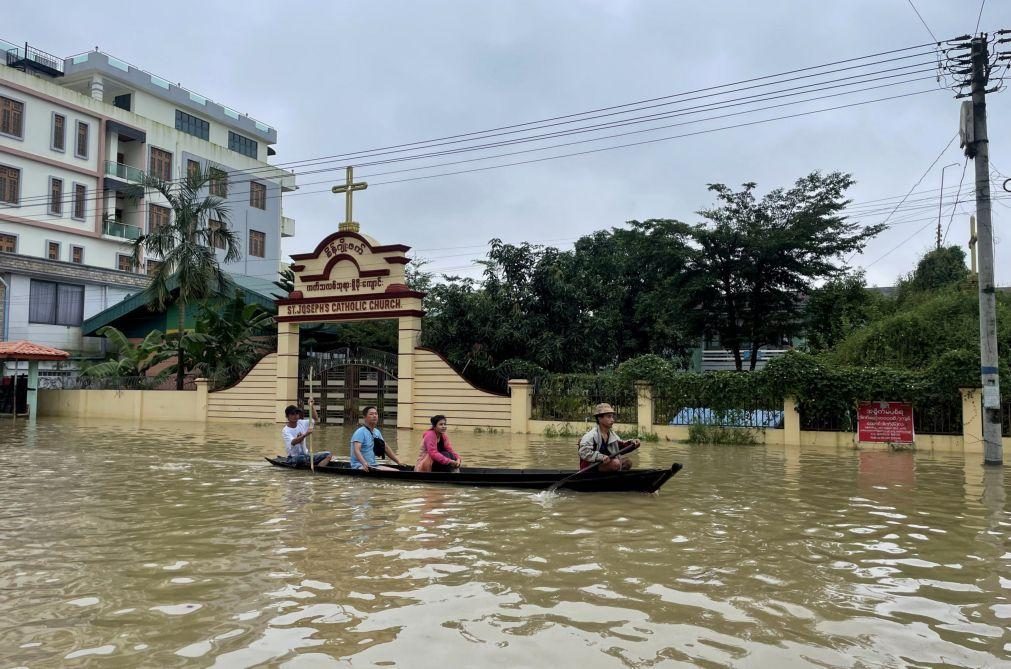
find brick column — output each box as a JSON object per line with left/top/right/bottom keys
{"left": 508, "top": 379, "right": 532, "bottom": 433}
{"left": 275, "top": 321, "right": 299, "bottom": 421}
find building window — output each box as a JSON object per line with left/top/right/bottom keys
{"left": 113, "top": 93, "right": 131, "bottom": 111}
{"left": 47, "top": 241, "right": 60, "bottom": 261}
{"left": 249, "top": 230, "right": 266, "bottom": 258}
{"left": 175, "top": 110, "right": 210, "bottom": 140}
{"left": 0, "top": 96, "right": 24, "bottom": 138}
{"left": 0, "top": 232, "right": 16, "bottom": 253}
{"left": 52, "top": 113, "right": 66, "bottom": 151}
{"left": 29, "top": 280, "right": 85, "bottom": 326}
{"left": 187, "top": 159, "right": 200, "bottom": 179}
{"left": 209, "top": 167, "right": 227, "bottom": 197}
{"left": 75, "top": 121, "right": 89, "bottom": 159}
{"left": 149, "top": 147, "right": 173, "bottom": 181}
{"left": 228, "top": 131, "right": 257, "bottom": 159}
{"left": 73, "top": 183, "right": 86, "bottom": 220}
{"left": 71, "top": 245, "right": 84, "bottom": 264}
{"left": 250, "top": 181, "right": 266, "bottom": 209}
{"left": 146, "top": 258, "right": 163, "bottom": 275}
{"left": 149, "top": 204, "right": 170, "bottom": 233}
{"left": 117, "top": 254, "right": 134, "bottom": 272}
{"left": 48, "top": 177, "right": 63, "bottom": 216}
{"left": 0, "top": 166, "right": 19, "bottom": 205}
{"left": 208, "top": 219, "right": 226, "bottom": 249}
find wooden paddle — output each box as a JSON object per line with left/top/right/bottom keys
{"left": 307, "top": 366, "right": 315, "bottom": 473}
{"left": 547, "top": 441, "right": 640, "bottom": 493}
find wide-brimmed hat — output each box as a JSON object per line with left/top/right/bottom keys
{"left": 593, "top": 403, "right": 616, "bottom": 416}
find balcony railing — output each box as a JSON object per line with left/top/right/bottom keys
{"left": 105, "top": 161, "right": 145, "bottom": 183}
{"left": 103, "top": 219, "right": 142, "bottom": 240}
{"left": 5, "top": 43, "right": 64, "bottom": 77}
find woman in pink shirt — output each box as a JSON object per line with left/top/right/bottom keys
{"left": 416, "top": 414, "right": 462, "bottom": 472}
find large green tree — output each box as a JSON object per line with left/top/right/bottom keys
{"left": 130, "top": 167, "right": 240, "bottom": 389}
{"left": 680, "top": 172, "right": 884, "bottom": 370}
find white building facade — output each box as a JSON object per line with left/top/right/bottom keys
{"left": 0, "top": 41, "right": 295, "bottom": 361}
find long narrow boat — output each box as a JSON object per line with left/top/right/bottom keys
{"left": 265, "top": 458, "right": 683, "bottom": 493}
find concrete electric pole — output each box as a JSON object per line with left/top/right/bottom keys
{"left": 968, "top": 35, "right": 1003, "bottom": 465}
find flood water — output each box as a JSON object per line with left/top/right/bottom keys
{"left": 2, "top": 418, "right": 1010, "bottom": 668}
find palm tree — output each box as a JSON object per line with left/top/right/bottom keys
{"left": 81, "top": 326, "right": 172, "bottom": 382}
{"left": 130, "top": 167, "right": 241, "bottom": 389}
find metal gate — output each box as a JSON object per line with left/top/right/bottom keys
{"left": 298, "top": 348, "right": 398, "bottom": 427}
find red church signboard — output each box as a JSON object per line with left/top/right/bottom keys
{"left": 276, "top": 230, "right": 425, "bottom": 323}
{"left": 857, "top": 401, "right": 914, "bottom": 444}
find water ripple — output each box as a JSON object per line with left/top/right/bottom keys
{"left": 1, "top": 419, "right": 1010, "bottom": 666}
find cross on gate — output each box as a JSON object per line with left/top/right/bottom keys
{"left": 331, "top": 166, "right": 368, "bottom": 233}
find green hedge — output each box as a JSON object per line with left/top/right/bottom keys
{"left": 530, "top": 350, "right": 993, "bottom": 429}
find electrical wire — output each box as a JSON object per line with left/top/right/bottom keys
{"left": 906, "top": 0, "right": 940, "bottom": 43}
{"left": 4, "top": 82, "right": 942, "bottom": 225}
{"left": 4, "top": 62, "right": 943, "bottom": 209}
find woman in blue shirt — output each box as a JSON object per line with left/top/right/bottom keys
{"left": 350, "top": 406, "right": 403, "bottom": 471}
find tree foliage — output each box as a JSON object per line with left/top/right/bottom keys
{"left": 180, "top": 292, "right": 276, "bottom": 388}
{"left": 895, "top": 245, "right": 970, "bottom": 302}
{"left": 803, "top": 272, "right": 886, "bottom": 353}
{"left": 81, "top": 327, "right": 172, "bottom": 380}
{"left": 679, "top": 172, "right": 883, "bottom": 370}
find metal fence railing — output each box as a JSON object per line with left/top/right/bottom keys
{"left": 799, "top": 402, "right": 963, "bottom": 436}
{"left": 799, "top": 403, "right": 855, "bottom": 433}
{"left": 39, "top": 376, "right": 195, "bottom": 391}
{"left": 912, "top": 402, "right": 963, "bottom": 436}
{"left": 532, "top": 376, "right": 637, "bottom": 423}
{"left": 655, "top": 392, "right": 784, "bottom": 428}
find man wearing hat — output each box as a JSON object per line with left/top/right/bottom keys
{"left": 577, "top": 403, "right": 640, "bottom": 471}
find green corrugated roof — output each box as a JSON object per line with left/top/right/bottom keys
{"left": 82, "top": 273, "right": 283, "bottom": 336}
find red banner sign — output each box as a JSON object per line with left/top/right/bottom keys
{"left": 857, "top": 401, "right": 914, "bottom": 443}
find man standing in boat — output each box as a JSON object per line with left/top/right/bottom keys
{"left": 350, "top": 406, "right": 404, "bottom": 472}
{"left": 282, "top": 399, "right": 332, "bottom": 468}
{"left": 578, "top": 403, "right": 640, "bottom": 471}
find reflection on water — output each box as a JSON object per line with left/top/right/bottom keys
{"left": 1, "top": 418, "right": 1010, "bottom": 667}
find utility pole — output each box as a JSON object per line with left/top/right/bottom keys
{"left": 969, "top": 35, "right": 1003, "bottom": 465}
{"left": 969, "top": 215, "right": 978, "bottom": 276}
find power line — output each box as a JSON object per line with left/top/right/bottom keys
{"left": 5, "top": 61, "right": 942, "bottom": 209}
{"left": 4, "top": 81, "right": 942, "bottom": 225}
{"left": 5, "top": 40, "right": 947, "bottom": 205}
{"left": 976, "top": 0, "right": 987, "bottom": 34}
{"left": 848, "top": 131, "right": 959, "bottom": 265}
{"left": 906, "top": 0, "right": 940, "bottom": 43}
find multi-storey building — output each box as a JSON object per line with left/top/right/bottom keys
{"left": 0, "top": 41, "right": 296, "bottom": 363}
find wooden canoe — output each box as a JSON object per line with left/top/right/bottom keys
{"left": 265, "top": 458, "right": 682, "bottom": 493}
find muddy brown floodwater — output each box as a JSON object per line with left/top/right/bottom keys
{"left": 1, "top": 417, "right": 1010, "bottom": 667}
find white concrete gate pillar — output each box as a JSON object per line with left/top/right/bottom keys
{"left": 397, "top": 315, "right": 421, "bottom": 429}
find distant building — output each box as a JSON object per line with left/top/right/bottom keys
{"left": 0, "top": 40, "right": 296, "bottom": 371}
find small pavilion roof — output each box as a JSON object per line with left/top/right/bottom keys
{"left": 0, "top": 341, "right": 71, "bottom": 361}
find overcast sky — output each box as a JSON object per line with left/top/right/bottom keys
{"left": 7, "top": 1, "right": 1011, "bottom": 286}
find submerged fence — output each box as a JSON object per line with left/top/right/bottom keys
{"left": 529, "top": 375, "right": 985, "bottom": 437}
{"left": 38, "top": 375, "right": 197, "bottom": 391}
{"left": 531, "top": 375, "right": 637, "bottom": 424}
